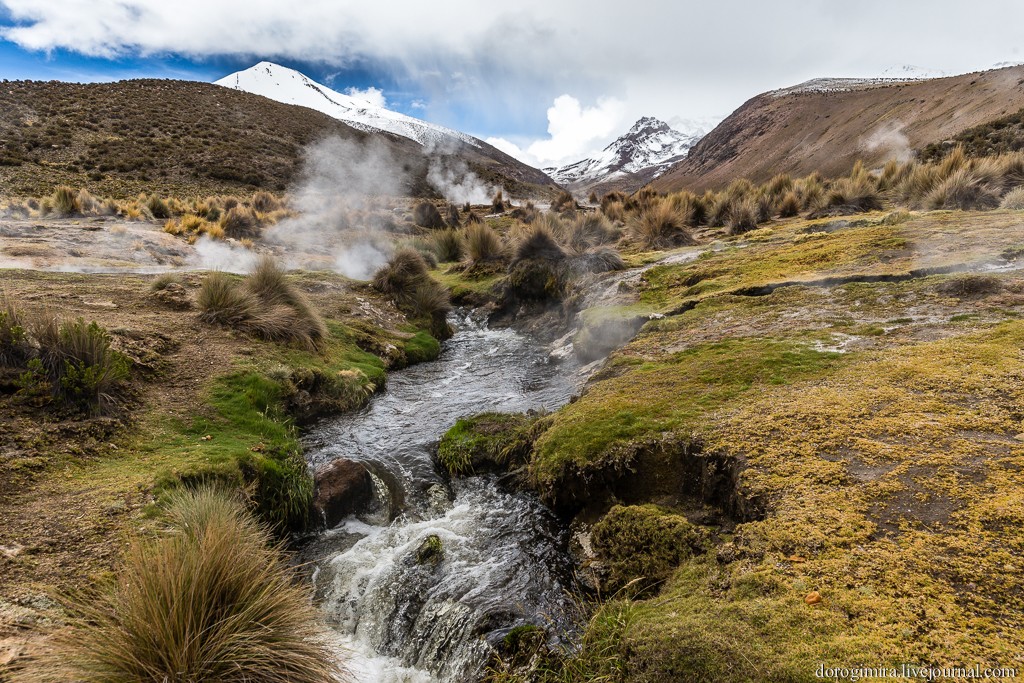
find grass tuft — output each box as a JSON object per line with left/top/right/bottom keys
{"left": 29, "top": 487, "right": 342, "bottom": 683}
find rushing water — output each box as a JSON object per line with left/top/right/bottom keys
{"left": 302, "top": 311, "right": 586, "bottom": 682}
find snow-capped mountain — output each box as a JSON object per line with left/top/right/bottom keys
{"left": 216, "top": 62, "right": 479, "bottom": 149}
{"left": 545, "top": 117, "right": 702, "bottom": 190}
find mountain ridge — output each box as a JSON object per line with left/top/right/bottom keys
{"left": 545, "top": 116, "right": 702, "bottom": 196}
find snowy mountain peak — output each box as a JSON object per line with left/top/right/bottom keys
{"left": 215, "top": 62, "right": 479, "bottom": 149}
{"left": 546, "top": 117, "right": 701, "bottom": 189}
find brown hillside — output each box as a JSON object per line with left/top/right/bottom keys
{"left": 0, "top": 79, "right": 554, "bottom": 199}
{"left": 653, "top": 66, "right": 1024, "bottom": 192}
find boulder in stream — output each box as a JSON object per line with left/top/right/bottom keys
{"left": 312, "top": 459, "right": 375, "bottom": 527}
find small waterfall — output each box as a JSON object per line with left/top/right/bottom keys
{"left": 303, "top": 312, "right": 583, "bottom": 682}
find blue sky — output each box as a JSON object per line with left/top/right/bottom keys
{"left": 3, "top": 0, "right": 1024, "bottom": 168}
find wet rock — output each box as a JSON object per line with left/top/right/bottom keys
{"left": 313, "top": 459, "right": 375, "bottom": 528}
{"left": 416, "top": 534, "right": 444, "bottom": 565}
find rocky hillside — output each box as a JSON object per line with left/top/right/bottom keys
{"left": 546, "top": 117, "right": 701, "bottom": 196}
{"left": 652, "top": 65, "right": 1024, "bottom": 192}
{"left": 0, "top": 78, "right": 554, "bottom": 199}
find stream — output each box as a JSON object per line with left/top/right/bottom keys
{"left": 301, "top": 311, "right": 587, "bottom": 682}
{"left": 302, "top": 247, "right": 704, "bottom": 682}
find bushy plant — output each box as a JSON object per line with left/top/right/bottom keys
{"left": 221, "top": 206, "right": 262, "bottom": 239}
{"left": 923, "top": 168, "right": 1000, "bottom": 210}
{"left": 465, "top": 223, "right": 504, "bottom": 262}
{"left": 251, "top": 190, "right": 282, "bottom": 213}
{"left": 30, "top": 487, "right": 340, "bottom": 682}
{"left": 491, "top": 190, "right": 506, "bottom": 214}
{"left": 551, "top": 190, "right": 578, "bottom": 213}
{"left": 778, "top": 191, "right": 801, "bottom": 217}
{"left": 0, "top": 298, "right": 33, "bottom": 367}
{"left": 728, "top": 198, "right": 759, "bottom": 235}
{"left": 51, "top": 186, "right": 79, "bottom": 216}
{"left": 145, "top": 195, "right": 170, "bottom": 220}
{"left": 412, "top": 201, "right": 445, "bottom": 229}
{"left": 430, "top": 228, "right": 464, "bottom": 262}
{"left": 628, "top": 200, "right": 695, "bottom": 248}
{"left": 372, "top": 249, "right": 451, "bottom": 338}
{"left": 1000, "top": 186, "right": 1024, "bottom": 209}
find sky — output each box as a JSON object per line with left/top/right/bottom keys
{"left": 2, "top": 1, "right": 1024, "bottom": 169}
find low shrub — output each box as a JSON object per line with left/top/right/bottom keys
{"left": 465, "top": 223, "right": 504, "bottom": 262}
{"left": 491, "top": 190, "right": 506, "bottom": 214}
{"left": 51, "top": 186, "right": 78, "bottom": 216}
{"left": 430, "top": 228, "right": 464, "bottom": 262}
{"left": 0, "top": 297, "right": 32, "bottom": 367}
{"left": 221, "top": 206, "right": 262, "bottom": 239}
{"left": 413, "top": 201, "right": 446, "bottom": 229}
{"left": 728, "top": 198, "right": 759, "bottom": 235}
{"left": 1000, "top": 186, "right": 1024, "bottom": 209}
{"left": 31, "top": 487, "right": 340, "bottom": 682}
{"left": 923, "top": 168, "right": 1000, "bottom": 210}
{"left": 628, "top": 201, "right": 695, "bottom": 248}
{"left": 14, "top": 313, "right": 130, "bottom": 414}
{"left": 513, "top": 223, "right": 566, "bottom": 264}
{"left": 252, "top": 190, "right": 282, "bottom": 213}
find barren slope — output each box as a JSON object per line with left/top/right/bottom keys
{"left": 653, "top": 66, "right": 1024, "bottom": 192}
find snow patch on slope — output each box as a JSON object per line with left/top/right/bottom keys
{"left": 215, "top": 62, "right": 479, "bottom": 149}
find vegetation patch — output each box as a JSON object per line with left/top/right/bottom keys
{"left": 29, "top": 487, "right": 339, "bottom": 682}
{"left": 437, "top": 412, "right": 543, "bottom": 475}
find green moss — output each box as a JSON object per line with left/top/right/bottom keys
{"left": 591, "top": 505, "right": 708, "bottom": 596}
{"left": 416, "top": 534, "right": 443, "bottom": 565}
{"left": 437, "top": 412, "right": 540, "bottom": 475}
{"left": 403, "top": 330, "right": 441, "bottom": 364}
{"left": 530, "top": 336, "right": 845, "bottom": 495}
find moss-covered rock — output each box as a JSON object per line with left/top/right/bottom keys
{"left": 437, "top": 412, "right": 543, "bottom": 476}
{"left": 591, "top": 504, "right": 708, "bottom": 596}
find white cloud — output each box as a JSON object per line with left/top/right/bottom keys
{"left": 344, "top": 86, "right": 386, "bottom": 108}
{"left": 3, "top": 0, "right": 1024, "bottom": 148}
{"left": 484, "top": 94, "right": 625, "bottom": 168}
{"left": 526, "top": 95, "right": 625, "bottom": 166}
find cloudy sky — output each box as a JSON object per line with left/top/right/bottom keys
{"left": 2, "top": 1, "right": 1023, "bottom": 168}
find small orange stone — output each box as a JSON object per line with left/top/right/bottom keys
{"left": 805, "top": 591, "right": 822, "bottom": 605}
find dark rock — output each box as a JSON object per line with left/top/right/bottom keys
{"left": 312, "top": 459, "right": 375, "bottom": 528}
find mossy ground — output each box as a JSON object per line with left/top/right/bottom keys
{"left": 512, "top": 209, "right": 1024, "bottom": 680}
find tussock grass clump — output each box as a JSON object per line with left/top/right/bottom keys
{"left": 430, "top": 228, "right": 464, "bottom": 263}
{"left": 601, "top": 200, "right": 625, "bottom": 223}
{"left": 145, "top": 195, "right": 170, "bottom": 220}
{"left": 32, "top": 487, "right": 340, "bottom": 683}
{"left": 252, "top": 190, "right": 282, "bottom": 213}
{"left": 551, "top": 189, "right": 578, "bottom": 213}
{"left": 778, "top": 191, "right": 801, "bottom": 217}
{"left": 707, "top": 193, "right": 732, "bottom": 227}
{"left": 1000, "top": 186, "right": 1024, "bottom": 209}
{"left": 149, "top": 272, "right": 182, "bottom": 292}
{"left": 446, "top": 202, "right": 461, "bottom": 228}
{"left": 413, "top": 201, "right": 446, "bottom": 229}
{"left": 727, "top": 198, "right": 759, "bottom": 235}
{"left": 923, "top": 168, "right": 1000, "bottom": 210}
{"left": 564, "top": 213, "right": 618, "bottom": 254}
{"left": 0, "top": 297, "right": 32, "bottom": 367}
{"left": 199, "top": 259, "right": 327, "bottom": 351}
{"left": 221, "top": 205, "right": 262, "bottom": 239}
{"left": 628, "top": 201, "right": 695, "bottom": 248}
{"left": 199, "top": 273, "right": 258, "bottom": 327}
{"left": 491, "top": 190, "right": 506, "bottom": 214}
{"left": 513, "top": 223, "right": 566, "bottom": 264}
{"left": 465, "top": 223, "right": 505, "bottom": 262}
{"left": 51, "top": 186, "right": 79, "bottom": 216}
{"left": 11, "top": 313, "right": 131, "bottom": 414}
{"left": 817, "top": 176, "right": 883, "bottom": 214}
{"left": 372, "top": 249, "right": 451, "bottom": 338}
